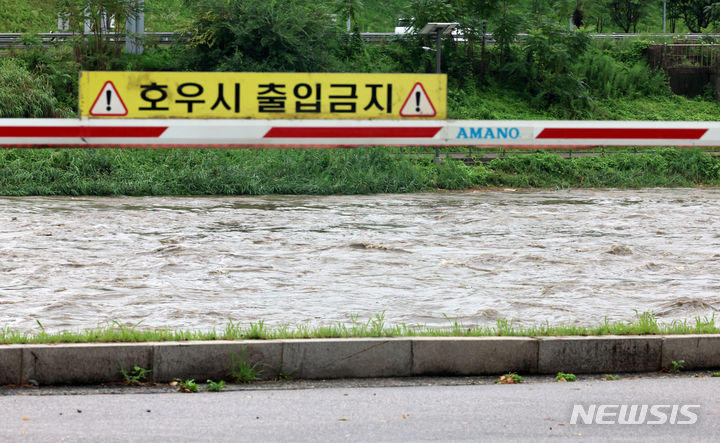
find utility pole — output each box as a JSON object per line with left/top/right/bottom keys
{"left": 420, "top": 23, "right": 458, "bottom": 163}
{"left": 126, "top": 0, "right": 145, "bottom": 55}
{"left": 663, "top": 1, "right": 667, "bottom": 33}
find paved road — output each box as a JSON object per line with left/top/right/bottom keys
{"left": 1, "top": 374, "right": 719, "bottom": 442}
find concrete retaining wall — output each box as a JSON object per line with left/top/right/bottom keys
{"left": 1, "top": 335, "right": 719, "bottom": 385}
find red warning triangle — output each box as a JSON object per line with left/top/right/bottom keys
{"left": 89, "top": 81, "right": 128, "bottom": 116}
{"left": 400, "top": 83, "right": 436, "bottom": 117}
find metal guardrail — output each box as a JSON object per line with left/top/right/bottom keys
{"left": 2, "top": 31, "right": 720, "bottom": 49}
{"left": 0, "top": 32, "right": 176, "bottom": 49}
{"left": 359, "top": 32, "right": 720, "bottom": 43}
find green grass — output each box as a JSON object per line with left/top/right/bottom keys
{"left": 0, "top": 0, "right": 56, "bottom": 33}
{"left": 1, "top": 311, "right": 717, "bottom": 344}
{"left": 0, "top": 148, "right": 718, "bottom": 196}
{"left": 230, "top": 349, "right": 264, "bottom": 383}
{"left": 484, "top": 149, "right": 720, "bottom": 189}
{"left": 447, "top": 86, "right": 720, "bottom": 121}
{"left": 0, "top": 148, "right": 443, "bottom": 195}
{"left": 591, "top": 96, "right": 720, "bottom": 121}
{"left": 668, "top": 360, "right": 686, "bottom": 374}
{"left": 205, "top": 379, "right": 226, "bottom": 391}
{"left": 144, "top": 0, "right": 194, "bottom": 32}
{"left": 120, "top": 365, "right": 151, "bottom": 385}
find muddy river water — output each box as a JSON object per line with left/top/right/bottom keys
{"left": 1, "top": 189, "right": 719, "bottom": 333}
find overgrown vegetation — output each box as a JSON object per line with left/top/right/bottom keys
{"left": 0, "top": 0, "right": 56, "bottom": 33}
{"left": 4, "top": 1, "right": 720, "bottom": 34}
{"left": 0, "top": 311, "right": 717, "bottom": 344}
{"left": 0, "top": 58, "right": 70, "bottom": 118}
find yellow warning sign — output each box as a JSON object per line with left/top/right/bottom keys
{"left": 79, "top": 72, "right": 447, "bottom": 120}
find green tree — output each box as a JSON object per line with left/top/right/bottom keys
{"left": 336, "top": 0, "right": 364, "bottom": 32}
{"left": 335, "top": 0, "right": 365, "bottom": 57}
{"left": 453, "top": 0, "right": 501, "bottom": 76}
{"left": 182, "top": 0, "right": 340, "bottom": 72}
{"left": 55, "top": 0, "right": 143, "bottom": 69}
{"left": 524, "top": 0, "right": 553, "bottom": 15}
{"left": 408, "top": 0, "right": 457, "bottom": 30}
{"left": 584, "top": 1, "right": 611, "bottom": 32}
{"left": 607, "top": 0, "right": 647, "bottom": 33}
{"left": 666, "top": 0, "right": 685, "bottom": 32}
{"left": 674, "top": 0, "right": 714, "bottom": 32}
{"left": 493, "top": 0, "right": 522, "bottom": 64}
{"left": 504, "top": 18, "right": 591, "bottom": 116}
{"left": 571, "top": 1, "right": 585, "bottom": 28}
{"left": 707, "top": 2, "right": 720, "bottom": 27}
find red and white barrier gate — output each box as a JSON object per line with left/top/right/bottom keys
{"left": 0, "top": 119, "right": 719, "bottom": 148}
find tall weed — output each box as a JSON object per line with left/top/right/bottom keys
{"left": 0, "top": 58, "right": 66, "bottom": 118}
{"left": 575, "top": 50, "right": 670, "bottom": 99}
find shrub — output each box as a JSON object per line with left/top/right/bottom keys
{"left": 0, "top": 58, "right": 66, "bottom": 118}
{"left": 575, "top": 50, "right": 670, "bottom": 99}
{"left": 181, "top": 0, "right": 341, "bottom": 72}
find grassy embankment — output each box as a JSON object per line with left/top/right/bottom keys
{"left": 3, "top": 311, "right": 718, "bottom": 344}
{"left": 1, "top": 147, "right": 719, "bottom": 195}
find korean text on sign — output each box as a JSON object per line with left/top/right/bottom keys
{"left": 79, "top": 72, "right": 446, "bottom": 120}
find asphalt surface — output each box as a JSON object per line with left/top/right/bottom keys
{"left": 1, "top": 373, "right": 719, "bottom": 442}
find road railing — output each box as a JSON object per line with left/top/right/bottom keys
{"left": 2, "top": 32, "right": 719, "bottom": 49}
{"left": 0, "top": 32, "right": 176, "bottom": 49}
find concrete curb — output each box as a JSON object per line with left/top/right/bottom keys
{"left": 1, "top": 335, "right": 719, "bottom": 385}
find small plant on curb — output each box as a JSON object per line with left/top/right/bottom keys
{"left": 667, "top": 360, "right": 685, "bottom": 374}
{"left": 603, "top": 374, "right": 620, "bottom": 381}
{"left": 276, "top": 368, "right": 294, "bottom": 382}
{"left": 712, "top": 372, "right": 720, "bottom": 377}
{"left": 206, "top": 380, "right": 226, "bottom": 392}
{"left": 230, "top": 348, "right": 264, "bottom": 384}
{"left": 497, "top": 373, "right": 524, "bottom": 384}
{"left": 120, "top": 365, "right": 151, "bottom": 385}
{"left": 556, "top": 372, "right": 577, "bottom": 382}
{"left": 175, "top": 379, "right": 198, "bottom": 393}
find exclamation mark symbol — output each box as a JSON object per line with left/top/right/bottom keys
{"left": 415, "top": 91, "right": 421, "bottom": 113}
{"left": 106, "top": 89, "right": 112, "bottom": 111}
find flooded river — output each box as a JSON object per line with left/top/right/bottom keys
{"left": 1, "top": 189, "right": 719, "bottom": 333}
